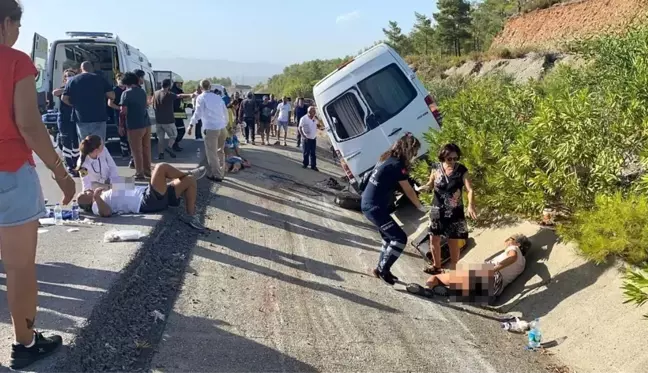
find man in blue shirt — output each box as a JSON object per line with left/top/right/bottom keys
{"left": 62, "top": 61, "right": 114, "bottom": 141}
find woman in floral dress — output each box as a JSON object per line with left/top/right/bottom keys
{"left": 419, "top": 143, "right": 477, "bottom": 273}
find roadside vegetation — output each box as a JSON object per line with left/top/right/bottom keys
{"left": 256, "top": 2, "right": 648, "bottom": 314}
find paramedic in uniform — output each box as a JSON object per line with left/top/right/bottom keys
{"left": 170, "top": 79, "right": 187, "bottom": 152}
{"left": 76, "top": 135, "right": 119, "bottom": 191}
{"left": 361, "top": 134, "right": 427, "bottom": 285}
{"left": 52, "top": 69, "right": 79, "bottom": 176}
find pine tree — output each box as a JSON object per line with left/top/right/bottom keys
{"left": 382, "top": 21, "right": 412, "bottom": 55}
{"left": 433, "top": 0, "right": 472, "bottom": 56}
{"left": 410, "top": 12, "right": 437, "bottom": 55}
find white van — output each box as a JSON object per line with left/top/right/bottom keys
{"left": 33, "top": 31, "right": 157, "bottom": 141}
{"left": 313, "top": 43, "right": 441, "bottom": 193}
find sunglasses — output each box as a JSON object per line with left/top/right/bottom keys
{"left": 446, "top": 156, "right": 459, "bottom": 161}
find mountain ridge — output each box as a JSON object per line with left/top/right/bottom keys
{"left": 150, "top": 57, "right": 285, "bottom": 85}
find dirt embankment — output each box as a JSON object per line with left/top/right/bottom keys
{"left": 491, "top": 0, "right": 648, "bottom": 50}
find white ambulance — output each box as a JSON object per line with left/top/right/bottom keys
{"left": 32, "top": 31, "right": 158, "bottom": 141}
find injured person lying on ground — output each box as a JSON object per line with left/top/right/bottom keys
{"left": 407, "top": 234, "right": 531, "bottom": 303}
{"left": 76, "top": 163, "right": 207, "bottom": 230}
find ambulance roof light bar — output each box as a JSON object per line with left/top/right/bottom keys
{"left": 65, "top": 32, "right": 114, "bottom": 39}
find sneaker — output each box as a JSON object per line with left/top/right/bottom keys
{"left": 186, "top": 215, "right": 206, "bottom": 231}
{"left": 377, "top": 269, "right": 397, "bottom": 285}
{"left": 207, "top": 176, "right": 223, "bottom": 183}
{"left": 372, "top": 268, "right": 399, "bottom": 282}
{"left": 129, "top": 159, "right": 135, "bottom": 169}
{"left": 165, "top": 147, "right": 177, "bottom": 159}
{"left": 311, "top": 167, "right": 320, "bottom": 172}
{"left": 195, "top": 138, "right": 204, "bottom": 142}
{"left": 188, "top": 166, "right": 207, "bottom": 180}
{"left": 158, "top": 153, "right": 165, "bottom": 160}
{"left": 302, "top": 165, "right": 308, "bottom": 169}
{"left": 173, "top": 145, "right": 183, "bottom": 152}
{"left": 244, "top": 139, "right": 249, "bottom": 144}
{"left": 10, "top": 332, "right": 63, "bottom": 370}
{"left": 134, "top": 174, "right": 147, "bottom": 182}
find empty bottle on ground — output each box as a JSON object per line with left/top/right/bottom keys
{"left": 54, "top": 203, "right": 63, "bottom": 225}
{"left": 72, "top": 200, "right": 80, "bottom": 221}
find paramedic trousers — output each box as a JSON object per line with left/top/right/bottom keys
{"left": 57, "top": 120, "right": 79, "bottom": 171}
{"left": 174, "top": 118, "right": 186, "bottom": 145}
{"left": 362, "top": 205, "right": 407, "bottom": 274}
{"left": 243, "top": 117, "right": 255, "bottom": 142}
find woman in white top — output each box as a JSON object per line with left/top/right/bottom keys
{"left": 411, "top": 234, "right": 530, "bottom": 299}
{"left": 76, "top": 135, "right": 120, "bottom": 192}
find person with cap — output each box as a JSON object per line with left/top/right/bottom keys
{"left": 170, "top": 78, "right": 188, "bottom": 152}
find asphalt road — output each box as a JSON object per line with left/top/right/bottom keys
{"left": 0, "top": 131, "right": 558, "bottom": 372}
{"left": 151, "top": 136, "right": 557, "bottom": 373}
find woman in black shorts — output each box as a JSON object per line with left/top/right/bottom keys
{"left": 419, "top": 143, "right": 477, "bottom": 273}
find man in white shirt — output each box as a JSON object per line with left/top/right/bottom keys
{"left": 298, "top": 106, "right": 319, "bottom": 172}
{"left": 75, "top": 163, "right": 207, "bottom": 230}
{"left": 188, "top": 80, "right": 229, "bottom": 182}
{"left": 273, "top": 96, "right": 292, "bottom": 146}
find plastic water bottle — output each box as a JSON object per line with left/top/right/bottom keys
{"left": 71, "top": 200, "right": 80, "bottom": 221}
{"left": 54, "top": 203, "right": 63, "bottom": 226}
{"left": 528, "top": 318, "right": 542, "bottom": 349}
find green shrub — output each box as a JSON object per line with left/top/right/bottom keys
{"left": 622, "top": 267, "right": 648, "bottom": 319}
{"left": 419, "top": 26, "right": 648, "bottom": 223}
{"left": 558, "top": 193, "right": 648, "bottom": 265}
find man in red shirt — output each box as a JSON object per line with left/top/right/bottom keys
{"left": 0, "top": 1, "right": 75, "bottom": 369}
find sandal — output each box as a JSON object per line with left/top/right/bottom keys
{"left": 423, "top": 265, "right": 444, "bottom": 275}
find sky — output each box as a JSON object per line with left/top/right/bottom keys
{"left": 15, "top": 0, "right": 439, "bottom": 66}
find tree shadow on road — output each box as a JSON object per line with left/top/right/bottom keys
{"left": 225, "top": 178, "right": 374, "bottom": 231}
{"left": 193, "top": 245, "right": 399, "bottom": 314}
{"left": 205, "top": 231, "right": 366, "bottom": 280}
{"left": 211, "top": 194, "right": 377, "bottom": 252}
{"left": 0, "top": 262, "right": 116, "bottom": 333}
{"left": 152, "top": 313, "right": 318, "bottom": 372}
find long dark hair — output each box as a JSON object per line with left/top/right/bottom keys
{"left": 379, "top": 133, "right": 421, "bottom": 169}
{"left": 76, "top": 135, "right": 103, "bottom": 171}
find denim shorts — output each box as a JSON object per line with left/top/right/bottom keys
{"left": 277, "top": 121, "right": 289, "bottom": 129}
{"left": 0, "top": 163, "right": 47, "bottom": 227}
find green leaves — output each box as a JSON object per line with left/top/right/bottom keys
{"left": 622, "top": 267, "right": 648, "bottom": 319}
{"left": 421, "top": 25, "right": 648, "bottom": 243}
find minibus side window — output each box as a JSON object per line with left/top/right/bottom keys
{"left": 357, "top": 63, "right": 416, "bottom": 125}
{"left": 325, "top": 91, "right": 367, "bottom": 141}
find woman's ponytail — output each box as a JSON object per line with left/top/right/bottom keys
{"left": 76, "top": 135, "right": 103, "bottom": 171}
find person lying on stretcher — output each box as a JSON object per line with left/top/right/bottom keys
{"left": 409, "top": 234, "right": 531, "bottom": 301}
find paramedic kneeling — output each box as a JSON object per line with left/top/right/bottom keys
{"left": 361, "top": 134, "right": 427, "bottom": 285}
{"left": 76, "top": 163, "right": 207, "bottom": 230}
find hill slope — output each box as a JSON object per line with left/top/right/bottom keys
{"left": 491, "top": 0, "right": 648, "bottom": 50}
